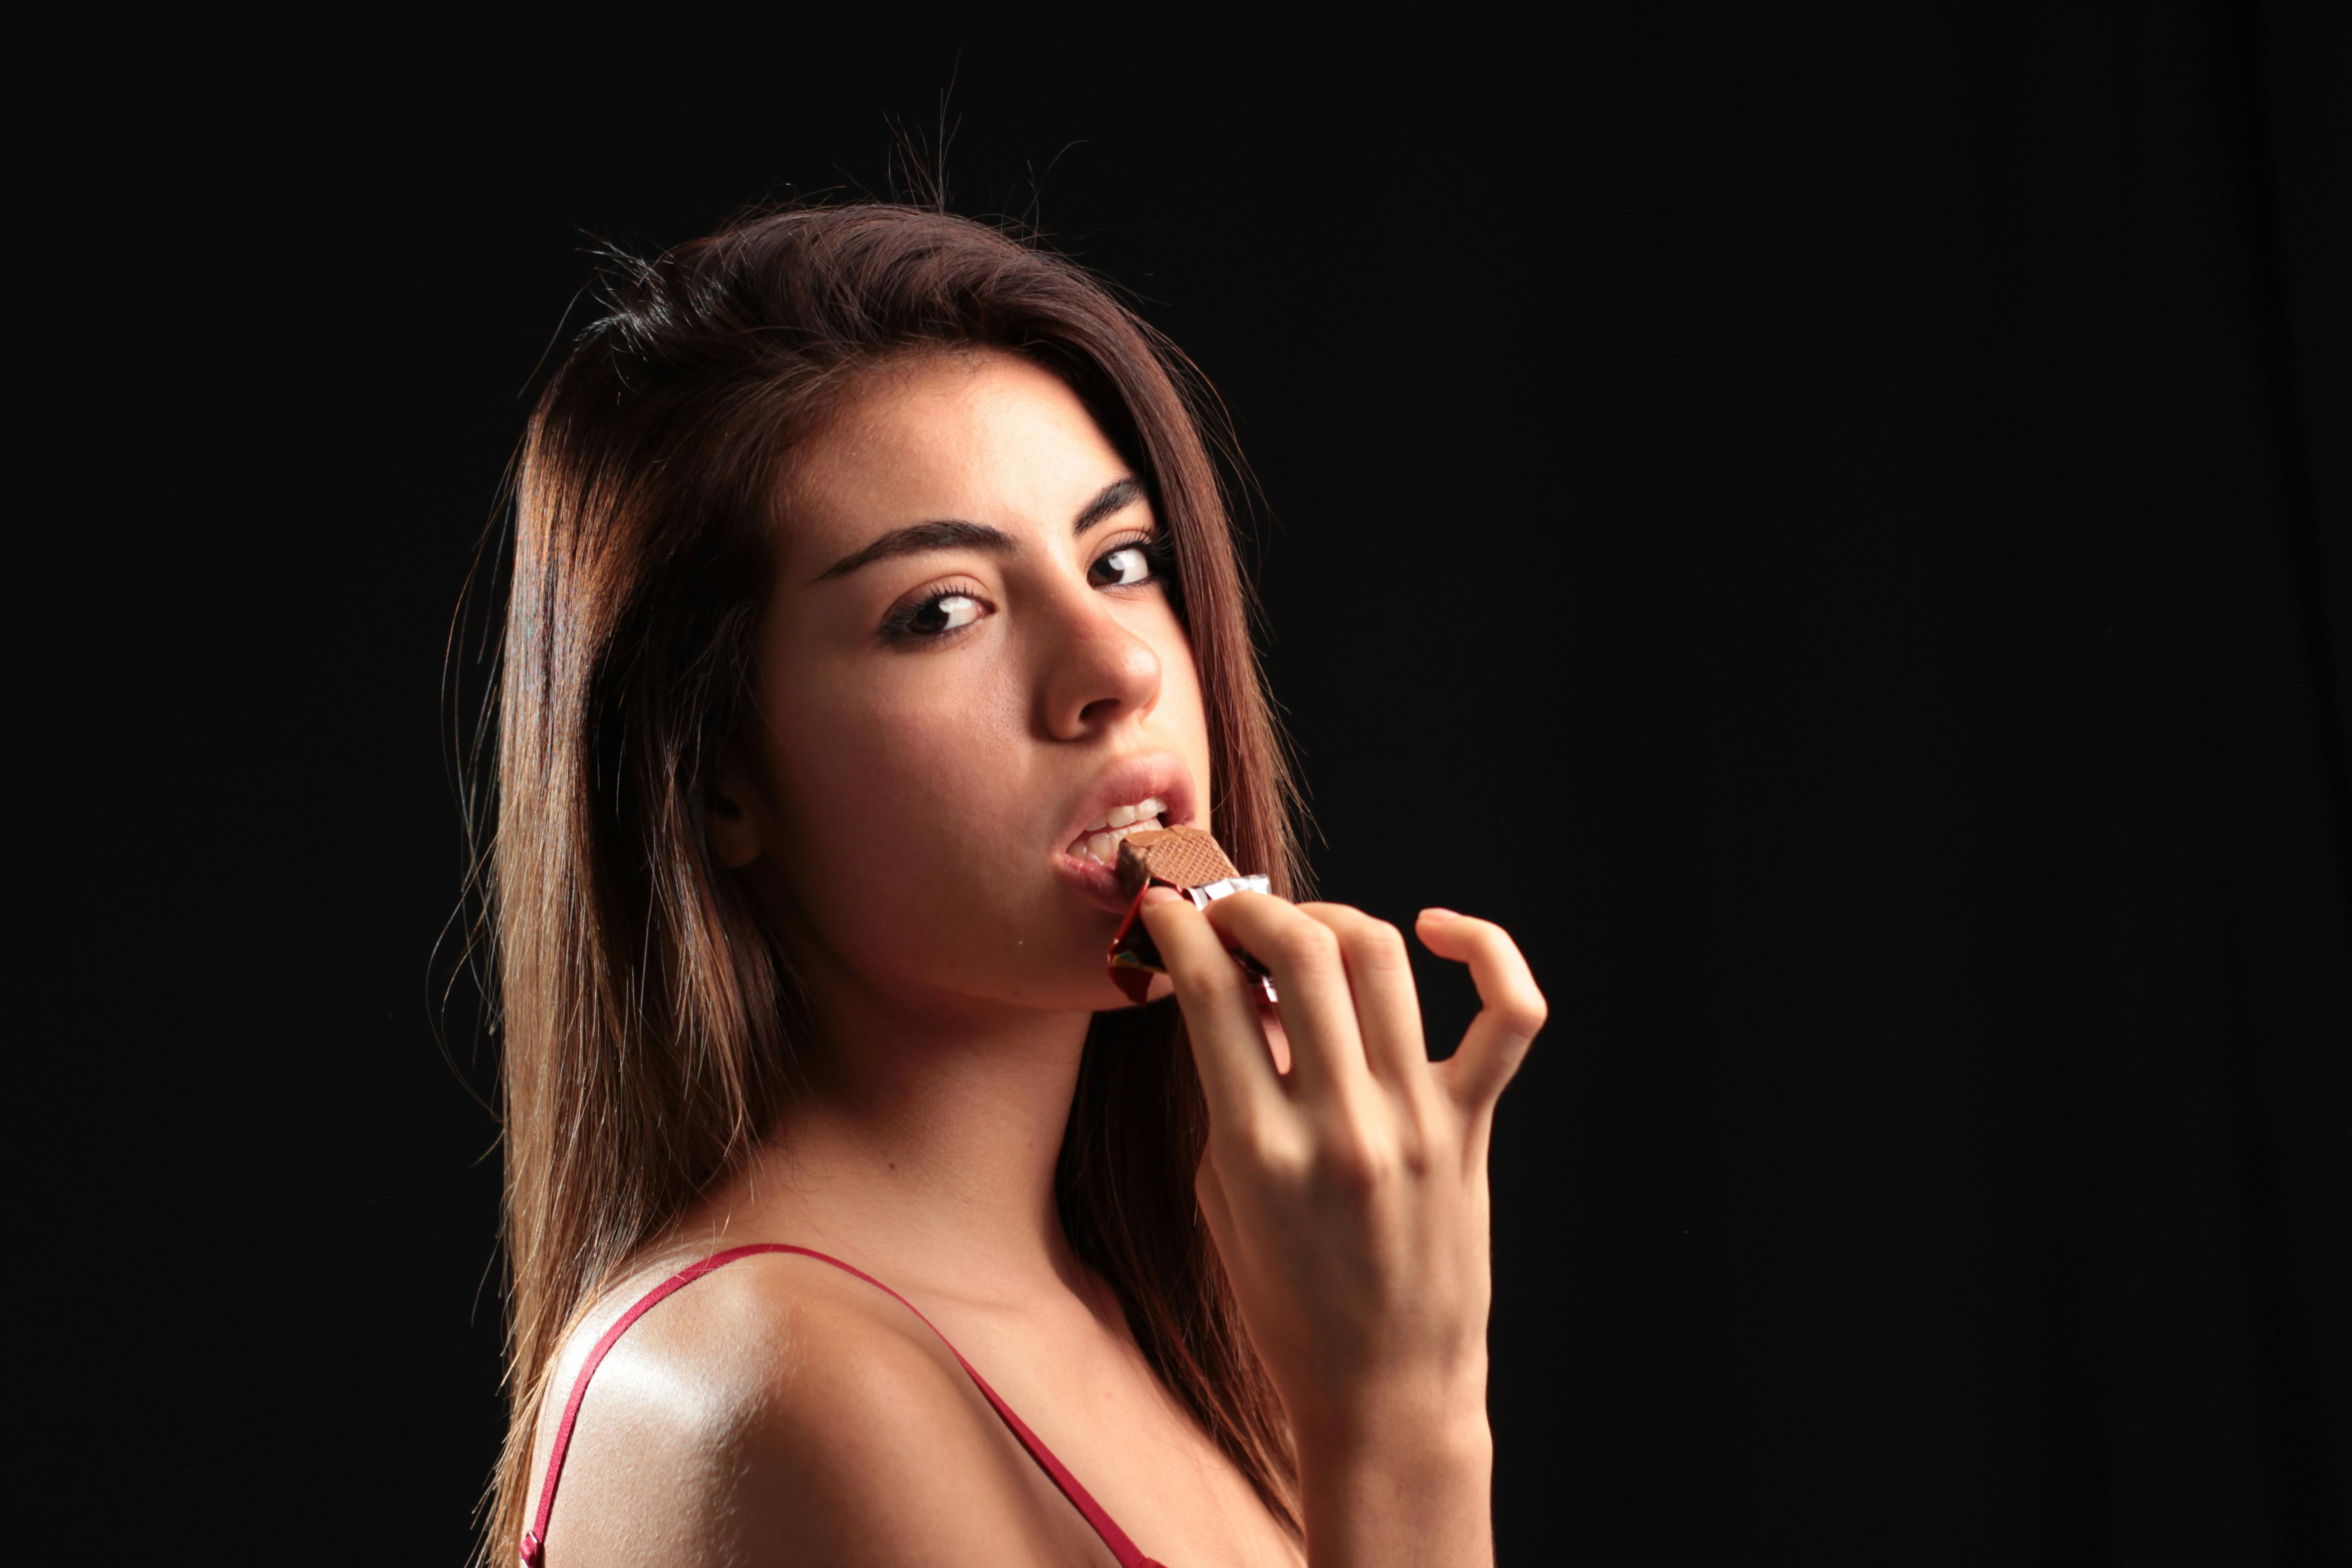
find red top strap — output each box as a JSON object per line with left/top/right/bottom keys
{"left": 521, "top": 1244, "right": 1162, "bottom": 1568}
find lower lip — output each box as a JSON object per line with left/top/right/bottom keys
{"left": 1053, "top": 850, "right": 1136, "bottom": 917}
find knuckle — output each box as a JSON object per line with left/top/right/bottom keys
{"left": 1171, "top": 952, "right": 1245, "bottom": 1004}
{"left": 1259, "top": 1132, "right": 1313, "bottom": 1184}
{"left": 1225, "top": 1116, "right": 1307, "bottom": 1179}
{"left": 1316, "top": 1144, "right": 1379, "bottom": 1197}
{"left": 1270, "top": 920, "right": 1341, "bottom": 970}
{"left": 1352, "top": 919, "right": 1411, "bottom": 974}
{"left": 1495, "top": 989, "right": 1549, "bottom": 1038}
{"left": 1312, "top": 1124, "right": 1397, "bottom": 1198}
{"left": 1394, "top": 1116, "right": 1436, "bottom": 1178}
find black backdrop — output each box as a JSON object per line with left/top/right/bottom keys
{"left": 28, "top": 4, "right": 2348, "bottom": 1563}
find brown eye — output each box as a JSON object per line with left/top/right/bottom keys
{"left": 904, "top": 592, "right": 983, "bottom": 636}
{"left": 1090, "top": 544, "right": 1155, "bottom": 588}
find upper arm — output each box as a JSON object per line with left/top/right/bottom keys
{"left": 530, "top": 1263, "right": 1093, "bottom": 1568}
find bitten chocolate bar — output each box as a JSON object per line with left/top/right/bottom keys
{"left": 1105, "top": 826, "right": 1277, "bottom": 1005}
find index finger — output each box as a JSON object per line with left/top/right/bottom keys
{"left": 1139, "top": 890, "right": 1285, "bottom": 1130}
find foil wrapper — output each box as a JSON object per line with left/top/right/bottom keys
{"left": 1105, "top": 826, "right": 1279, "bottom": 1005}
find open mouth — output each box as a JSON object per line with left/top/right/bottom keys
{"left": 1065, "top": 795, "right": 1170, "bottom": 867}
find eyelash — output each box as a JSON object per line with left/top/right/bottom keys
{"left": 879, "top": 533, "right": 1172, "bottom": 645}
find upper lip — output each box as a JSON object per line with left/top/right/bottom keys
{"left": 1058, "top": 753, "right": 1196, "bottom": 858}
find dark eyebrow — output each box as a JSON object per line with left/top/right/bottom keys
{"left": 811, "top": 520, "right": 1014, "bottom": 583}
{"left": 811, "top": 477, "right": 1146, "bottom": 584}
{"left": 1072, "top": 477, "right": 1144, "bottom": 535}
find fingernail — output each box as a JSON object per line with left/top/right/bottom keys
{"left": 1140, "top": 887, "right": 1183, "bottom": 907}
{"left": 1418, "top": 907, "right": 1460, "bottom": 922}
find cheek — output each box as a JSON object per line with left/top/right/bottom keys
{"left": 769, "top": 673, "right": 1013, "bottom": 859}
{"left": 758, "top": 664, "right": 1044, "bottom": 960}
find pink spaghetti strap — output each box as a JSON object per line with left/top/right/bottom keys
{"left": 521, "top": 1244, "right": 1163, "bottom": 1568}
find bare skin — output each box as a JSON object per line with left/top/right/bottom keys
{"left": 524, "top": 351, "right": 1545, "bottom": 1566}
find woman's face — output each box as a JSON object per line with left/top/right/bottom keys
{"left": 715, "top": 350, "right": 1211, "bottom": 1022}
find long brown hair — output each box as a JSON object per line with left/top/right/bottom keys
{"left": 478, "top": 203, "right": 1306, "bottom": 1557}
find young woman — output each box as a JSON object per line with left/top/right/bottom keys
{"left": 484, "top": 203, "right": 1545, "bottom": 1566}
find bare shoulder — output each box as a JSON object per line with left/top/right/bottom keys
{"left": 526, "top": 1252, "right": 1091, "bottom": 1568}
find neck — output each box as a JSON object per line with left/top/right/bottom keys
{"left": 692, "top": 954, "right": 1099, "bottom": 1311}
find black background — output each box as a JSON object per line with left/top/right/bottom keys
{"left": 27, "top": 4, "right": 2349, "bottom": 1563}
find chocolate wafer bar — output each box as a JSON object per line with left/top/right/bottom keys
{"left": 1105, "top": 825, "right": 1277, "bottom": 1005}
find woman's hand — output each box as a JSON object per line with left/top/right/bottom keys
{"left": 1138, "top": 892, "right": 1545, "bottom": 1567}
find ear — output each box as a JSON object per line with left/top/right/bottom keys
{"left": 707, "top": 750, "right": 769, "bottom": 870}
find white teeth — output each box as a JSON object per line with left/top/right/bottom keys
{"left": 1075, "top": 798, "right": 1173, "bottom": 865}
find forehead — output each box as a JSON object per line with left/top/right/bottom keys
{"left": 781, "top": 351, "right": 1127, "bottom": 556}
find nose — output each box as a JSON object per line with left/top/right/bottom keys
{"left": 1036, "top": 588, "right": 1163, "bottom": 740}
